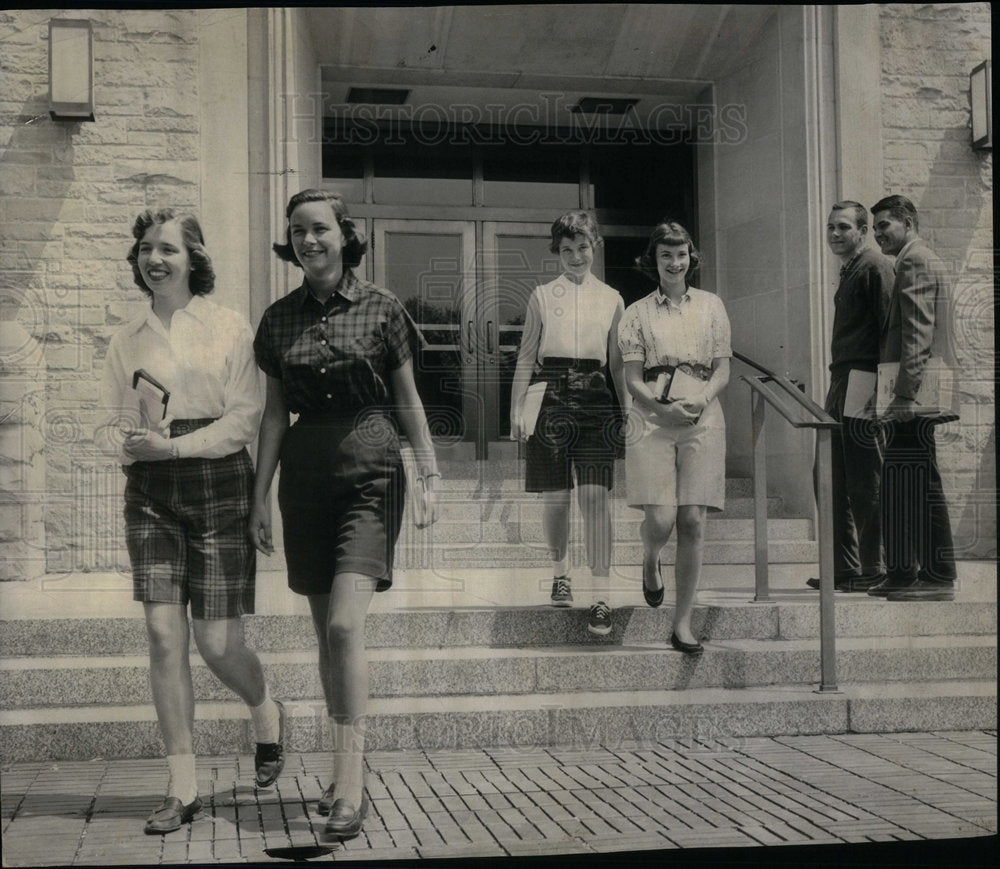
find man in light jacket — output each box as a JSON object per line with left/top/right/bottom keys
{"left": 867, "top": 194, "right": 958, "bottom": 601}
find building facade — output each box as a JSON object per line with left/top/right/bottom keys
{"left": 0, "top": 5, "right": 993, "bottom": 593}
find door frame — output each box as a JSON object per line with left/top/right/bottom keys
{"left": 372, "top": 218, "right": 480, "bottom": 454}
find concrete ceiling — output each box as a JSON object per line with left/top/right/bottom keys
{"left": 307, "top": 4, "right": 776, "bottom": 129}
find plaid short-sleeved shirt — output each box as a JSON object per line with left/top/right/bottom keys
{"left": 254, "top": 270, "right": 423, "bottom": 413}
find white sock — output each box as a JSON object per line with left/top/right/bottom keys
{"left": 553, "top": 556, "right": 569, "bottom": 578}
{"left": 249, "top": 685, "right": 281, "bottom": 744}
{"left": 590, "top": 569, "right": 610, "bottom": 608}
{"left": 166, "top": 753, "right": 198, "bottom": 805}
{"left": 327, "top": 716, "right": 338, "bottom": 782}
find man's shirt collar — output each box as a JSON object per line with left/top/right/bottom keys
{"left": 894, "top": 237, "right": 920, "bottom": 268}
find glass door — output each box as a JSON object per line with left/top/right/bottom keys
{"left": 373, "top": 219, "right": 478, "bottom": 455}
{"left": 480, "top": 222, "right": 560, "bottom": 450}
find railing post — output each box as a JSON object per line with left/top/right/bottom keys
{"left": 750, "top": 390, "right": 770, "bottom": 602}
{"left": 814, "top": 427, "right": 839, "bottom": 692}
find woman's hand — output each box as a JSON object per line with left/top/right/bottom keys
{"left": 414, "top": 476, "right": 439, "bottom": 528}
{"left": 676, "top": 391, "right": 709, "bottom": 417}
{"left": 510, "top": 413, "right": 528, "bottom": 442}
{"left": 248, "top": 500, "right": 274, "bottom": 555}
{"left": 653, "top": 400, "right": 699, "bottom": 426}
{"left": 122, "top": 428, "right": 173, "bottom": 461}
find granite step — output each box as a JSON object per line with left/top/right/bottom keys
{"left": 2, "top": 636, "right": 994, "bottom": 709}
{"left": 395, "top": 517, "right": 814, "bottom": 544}
{"left": 413, "top": 494, "right": 789, "bottom": 520}
{"left": 2, "top": 599, "right": 995, "bottom": 657}
{"left": 430, "top": 476, "right": 757, "bottom": 497}
{"left": 1, "top": 679, "right": 994, "bottom": 762}
{"left": 391, "top": 540, "right": 818, "bottom": 567}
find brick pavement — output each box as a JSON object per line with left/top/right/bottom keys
{"left": 1, "top": 731, "right": 995, "bottom": 864}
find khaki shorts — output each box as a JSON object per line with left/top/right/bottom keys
{"left": 624, "top": 400, "right": 726, "bottom": 511}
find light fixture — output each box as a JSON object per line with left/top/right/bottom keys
{"left": 970, "top": 60, "right": 991, "bottom": 150}
{"left": 48, "top": 18, "right": 94, "bottom": 121}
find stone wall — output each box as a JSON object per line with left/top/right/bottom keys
{"left": 0, "top": 9, "right": 203, "bottom": 574}
{"left": 879, "top": 2, "right": 995, "bottom": 556}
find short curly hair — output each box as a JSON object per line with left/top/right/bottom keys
{"left": 127, "top": 209, "right": 214, "bottom": 296}
{"left": 634, "top": 219, "right": 700, "bottom": 284}
{"left": 272, "top": 189, "right": 368, "bottom": 269}
{"left": 548, "top": 211, "right": 603, "bottom": 255}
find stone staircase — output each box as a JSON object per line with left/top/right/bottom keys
{"left": 385, "top": 459, "right": 815, "bottom": 569}
{"left": 0, "top": 461, "right": 994, "bottom": 762}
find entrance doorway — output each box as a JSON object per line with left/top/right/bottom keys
{"left": 372, "top": 218, "right": 651, "bottom": 457}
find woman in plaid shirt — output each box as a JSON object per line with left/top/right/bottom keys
{"left": 250, "top": 189, "right": 439, "bottom": 839}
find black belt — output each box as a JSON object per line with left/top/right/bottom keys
{"left": 643, "top": 363, "right": 711, "bottom": 383}
{"left": 169, "top": 418, "right": 217, "bottom": 437}
{"left": 539, "top": 357, "right": 603, "bottom": 372}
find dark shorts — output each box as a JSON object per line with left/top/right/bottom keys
{"left": 278, "top": 410, "right": 405, "bottom": 595}
{"left": 525, "top": 358, "right": 619, "bottom": 492}
{"left": 124, "top": 419, "right": 255, "bottom": 620}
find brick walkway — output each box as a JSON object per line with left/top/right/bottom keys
{"left": 2, "top": 731, "right": 995, "bottom": 865}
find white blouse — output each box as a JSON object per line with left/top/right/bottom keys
{"left": 99, "top": 294, "right": 264, "bottom": 463}
{"left": 531, "top": 272, "right": 624, "bottom": 364}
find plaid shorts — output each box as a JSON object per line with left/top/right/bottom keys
{"left": 123, "top": 419, "right": 255, "bottom": 619}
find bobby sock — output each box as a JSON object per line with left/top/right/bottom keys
{"left": 553, "top": 555, "right": 569, "bottom": 578}
{"left": 590, "top": 568, "right": 610, "bottom": 607}
{"left": 166, "top": 753, "right": 198, "bottom": 805}
{"left": 249, "top": 685, "right": 281, "bottom": 744}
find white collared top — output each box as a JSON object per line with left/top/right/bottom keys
{"left": 531, "top": 272, "right": 624, "bottom": 364}
{"left": 618, "top": 287, "right": 731, "bottom": 369}
{"left": 99, "top": 294, "right": 264, "bottom": 463}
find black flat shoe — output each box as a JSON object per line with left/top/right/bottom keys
{"left": 144, "top": 795, "right": 202, "bottom": 835}
{"left": 316, "top": 780, "right": 337, "bottom": 816}
{"left": 670, "top": 631, "right": 703, "bottom": 656}
{"left": 642, "top": 562, "right": 664, "bottom": 608}
{"left": 323, "top": 791, "right": 369, "bottom": 840}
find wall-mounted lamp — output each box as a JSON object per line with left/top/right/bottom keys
{"left": 49, "top": 18, "right": 94, "bottom": 121}
{"left": 970, "top": 60, "right": 991, "bottom": 150}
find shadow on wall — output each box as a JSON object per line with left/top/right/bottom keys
{"left": 0, "top": 100, "right": 80, "bottom": 580}
{"left": 918, "top": 126, "right": 994, "bottom": 558}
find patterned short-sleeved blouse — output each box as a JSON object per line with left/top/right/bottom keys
{"left": 618, "top": 287, "right": 732, "bottom": 370}
{"left": 253, "top": 270, "right": 423, "bottom": 414}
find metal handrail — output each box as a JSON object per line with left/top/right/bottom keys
{"left": 732, "top": 351, "right": 840, "bottom": 694}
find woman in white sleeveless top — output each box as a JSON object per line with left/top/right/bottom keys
{"left": 510, "top": 212, "right": 629, "bottom": 636}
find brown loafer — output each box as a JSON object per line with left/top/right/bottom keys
{"left": 144, "top": 795, "right": 202, "bottom": 835}
{"left": 322, "top": 791, "right": 369, "bottom": 840}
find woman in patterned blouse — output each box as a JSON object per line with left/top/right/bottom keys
{"left": 250, "top": 189, "right": 439, "bottom": 839}
{"left": 618, "top": 220, "right": 732, "bottom": 655}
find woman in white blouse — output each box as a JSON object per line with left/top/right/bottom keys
{"left": 618, "top": 220, "right": 732, "bottom": 655}
{"left": 510, "top": 212, "right": 629, "bottom": 636}
{"left": 99, "top": 209, "right": 284, "bottom": 834}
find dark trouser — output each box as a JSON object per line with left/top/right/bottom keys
{"left": 815, "top": 373, "right": 885, "bottom": 579}
{"left": 881, "top": 417, "right": 957, "bottom": 584}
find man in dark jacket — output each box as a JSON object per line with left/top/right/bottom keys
{"left": 807, "top": 201, "right": 893, "bottom": 592}
{"left": 867, "top": 195, "right": 958, "bottom": 601}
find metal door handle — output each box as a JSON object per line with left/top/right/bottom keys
{"left": 486, "top": 320, "right": 495, "bottom": 355}
{"left": 466, "top": 319, "right": 474, "bottom": 355}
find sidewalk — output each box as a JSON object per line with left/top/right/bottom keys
{"left": 2, "top": 731, "right": 995, "bottom": 865}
